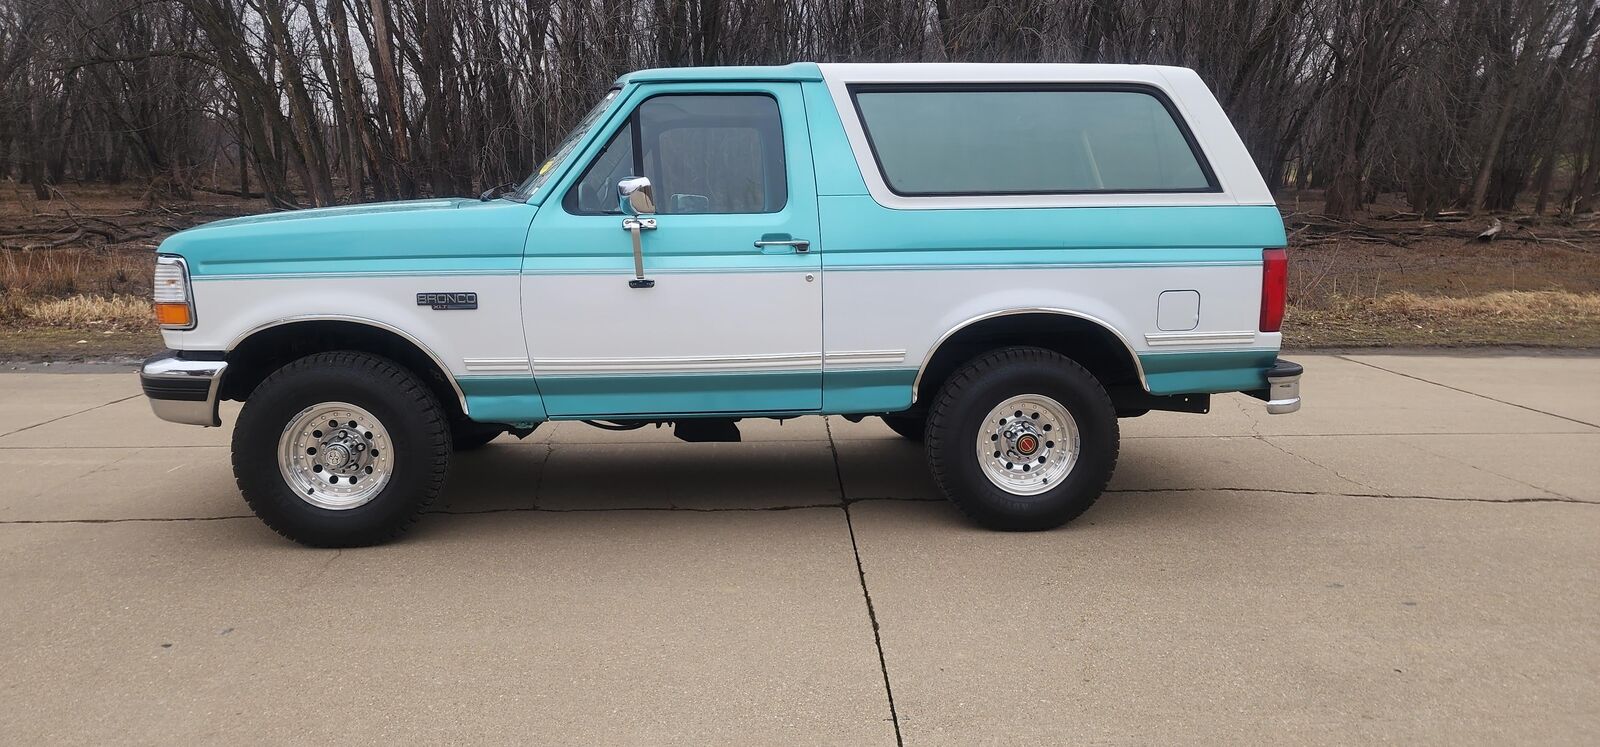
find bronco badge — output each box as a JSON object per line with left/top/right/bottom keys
{"left": 416, "top": 292, "right": 477, "bottom": 310}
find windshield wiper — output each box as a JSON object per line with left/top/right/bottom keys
{"left": 478, "top": 182, "right": 517, "bottom": 202}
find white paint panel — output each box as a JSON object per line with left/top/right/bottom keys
{"left": 822, "top": 264, "right": 1270, "bottom": 377}
{"left": 165, "top": 275, "right": 527, "bottom": 378}
{"left": 522, "top": 272, "right": 822, "bottom": 375}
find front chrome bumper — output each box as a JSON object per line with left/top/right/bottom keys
{"left": 1252, "top": 359, "right": 1303, "bottom": 415}
{"left": 140, "top": 353, "right": 227, "bottom": 427}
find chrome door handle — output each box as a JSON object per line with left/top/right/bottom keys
{"left": 753, "top": 239, "right": 810, "bottom": 253}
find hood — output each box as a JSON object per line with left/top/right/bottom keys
{"left": 160, "top": 198, "right": 536, "bottom": 278}
{"left": 193, "top": 198, "right": 472, "bottom": 231}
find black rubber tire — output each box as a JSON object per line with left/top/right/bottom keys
{"left": 879, "top": 413, "right": 926, "bottom": 442}
{"left": 231, "top": 351, "right": 450, "bottom": 547}
{"left": 925, "top": 346, "right": 1118, "bottom": 531}
{"left": 451, "top": 421, "right": 506, "bottom": 451}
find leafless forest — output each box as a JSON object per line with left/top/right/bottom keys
{"left": 1, "top": 0, "right": 1598, "bottom": 219}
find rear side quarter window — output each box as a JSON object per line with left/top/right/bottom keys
{"left": 849, "top": 85, "right": 1218, "bottom": 196}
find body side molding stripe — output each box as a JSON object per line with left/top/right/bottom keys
{"left": 824, "top": 349, "right": 907, "bottom": 365}
{"left": 1143, "top": 331, "right": 1258, "bottom": 347}
{"left": 464, "top": 357, "right": 533, "bottom": 373}
{"left": 534, "top": 352, "right": 823, "bottom": 374}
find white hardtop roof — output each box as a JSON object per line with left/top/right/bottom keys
{"left": 817, "top": 63, "right": 1198, "bottom": 84}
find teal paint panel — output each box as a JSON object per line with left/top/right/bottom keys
{"left": 539, "top": 371, "right": 822, "bottom": 418}
{"left": 523, "top": 81, "right": 823, "bottom": 279}
{"left": 1140, "top": 349, "right": 1279, "bottom": 395}
{"left": 819, "top": 197, "right": 1287, "bottom": 266}
{"left": 802, "top": 81, "right": 871, "bottom": 197}
{"left": 162, "top": 199, "right": 534, "bottom": 277}
{"left": 459, "top": 376, "right": 548, "bottom": 424}
{"left": 823, "top": 368, "right": 918, "bottom": 413}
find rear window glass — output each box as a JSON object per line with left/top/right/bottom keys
{"left": 851, "top": 87, "right": 1216, "bottom": 196}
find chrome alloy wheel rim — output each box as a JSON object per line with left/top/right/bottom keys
{"left": 975, "top": 394, "right": 1080, "bottom": 496}
{"left": 277, "top": 402, "right": 393, "bottom": 510}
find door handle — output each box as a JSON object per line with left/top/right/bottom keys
{"left": 754, "top": 238, "right": 810, "bottom": 254}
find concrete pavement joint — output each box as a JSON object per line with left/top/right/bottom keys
{"left": 427, "top": 503, "right": 842, "bottom": 516}
{"left": 0, "top": 515, "right": 254, "bottom": 525}
{"left": 0, "top": 393, "right": 141, "bottom": 439}
{"left": 9, "top": 488, "right": 1589, "bottom": 527}
{"left": 1103, "top": 486, "right": 1596, "bottom": 505}
{"left": 0, "top": 445, "right": 231, "bottom": 450}
{"left": 1336, "top": 355, "right": 1600, "bottom": 429}
{"left": 825, "top": 417, "right": 904, "bottom": 746}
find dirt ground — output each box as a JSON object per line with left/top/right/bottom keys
{"left": 3, "top": 184, "right": 1599, "bottom": 360}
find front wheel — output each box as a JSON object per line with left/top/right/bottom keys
{"left": 231, "top": 351, "right": 451, "bottom": 547}
{"left": 925, "top": 347, "right": 1118, "bottom": 531}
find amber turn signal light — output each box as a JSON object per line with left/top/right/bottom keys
{"left": 154, "top": 302, "right": 192, "bottom": 328}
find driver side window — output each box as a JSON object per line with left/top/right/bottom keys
{"left": 563, "top": 93, "right": 785, "bottom": 216}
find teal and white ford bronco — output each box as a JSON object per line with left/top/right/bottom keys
{"left": 140, "top": 63, "right": 1301, "bottom": 546}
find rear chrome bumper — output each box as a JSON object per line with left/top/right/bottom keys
{"left": 1251, "top": 359, "right": 1303, "bottom": 415}
{"left": 140, "top": 353, "right": 227, "bottom": 427}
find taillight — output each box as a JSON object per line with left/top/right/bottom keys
{"left": 153, "top": 254, "right": 195, "bottom": 330}
{"left": 1260, "top": 248, "right": 1287, "bottom": 333}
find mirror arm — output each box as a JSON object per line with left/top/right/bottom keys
{"left": 622, "top": 216, "right": 656, "bottom": 289}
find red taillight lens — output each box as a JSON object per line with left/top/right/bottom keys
{"left": 1260, "top": 248, "right": 1287, "bottom": 333}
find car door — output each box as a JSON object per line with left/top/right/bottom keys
{"left": 522, "top": 82, "right": 822, "bottom": 418}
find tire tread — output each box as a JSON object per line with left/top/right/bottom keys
{"left": 231, "top": 351, "right": 450, "bottom": 547}
{"left": 925, "top": 346, "right": 1119, "bottom": 530}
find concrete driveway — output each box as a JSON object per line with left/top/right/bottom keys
{"left": 2, "top": 353, "right": 1596, "bottom": 743}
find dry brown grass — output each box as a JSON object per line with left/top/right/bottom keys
{"left": 1, "top": 292, "right": 152, "bottom": 330}
{"left": 0, "top": 247, "right": 154, "bottom": 297}
{"left": 1357, "top": 289, "right": 1600, "bottom": 318}
{"left": 1287, "top": 290, "right": 1600, "bottom": 347}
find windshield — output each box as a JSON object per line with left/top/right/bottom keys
{"left": 516, "top": 89, "right": 620, "bottom": 200}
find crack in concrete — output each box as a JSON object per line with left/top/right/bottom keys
{"left": 1104, "top": 485, "right": 1595, "bottom": 505}
{"left": 0, "top": 394, "right": 142, "bottom": 439}
{"left": 1398, "top": 437, "right": 1573, "bottom": 501}
{"left": 826, "top": 417, "right": 904, "bottom": 746}
{"left": 298, "top": 549, "right": 342, "bottom": 590}
{"left": 1257, "top": 434, "right": 1387, "bottom": 493}
{"left": 1230, "top": 396, "right": 1387, "bottom": 494}
{"left": 1337, "top": 355, "right": 1600, "bottom": 429}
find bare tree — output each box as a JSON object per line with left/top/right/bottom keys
{"left": 2, "top": 0, "right": 1595, "bottom": 219}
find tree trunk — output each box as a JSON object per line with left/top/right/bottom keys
{"left": 369, "top": 0, "right": 416, "bottom": 197}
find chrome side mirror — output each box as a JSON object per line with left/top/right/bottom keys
{"left": 618, "top": 176, "right": 656, "bottom": 216}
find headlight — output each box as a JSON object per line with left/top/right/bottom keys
{"left": 153, "top": 254, "right": 195, "bottom": 330}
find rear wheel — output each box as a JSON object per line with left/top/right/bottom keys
{"left": 232, "top": 351, "right": 450, "bottom": 547}
{"left": 879, "top": 413, "right": 926, "bottom": 442}
{"left": 925, "top": 347, "right": 1118, "bottom": 531}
